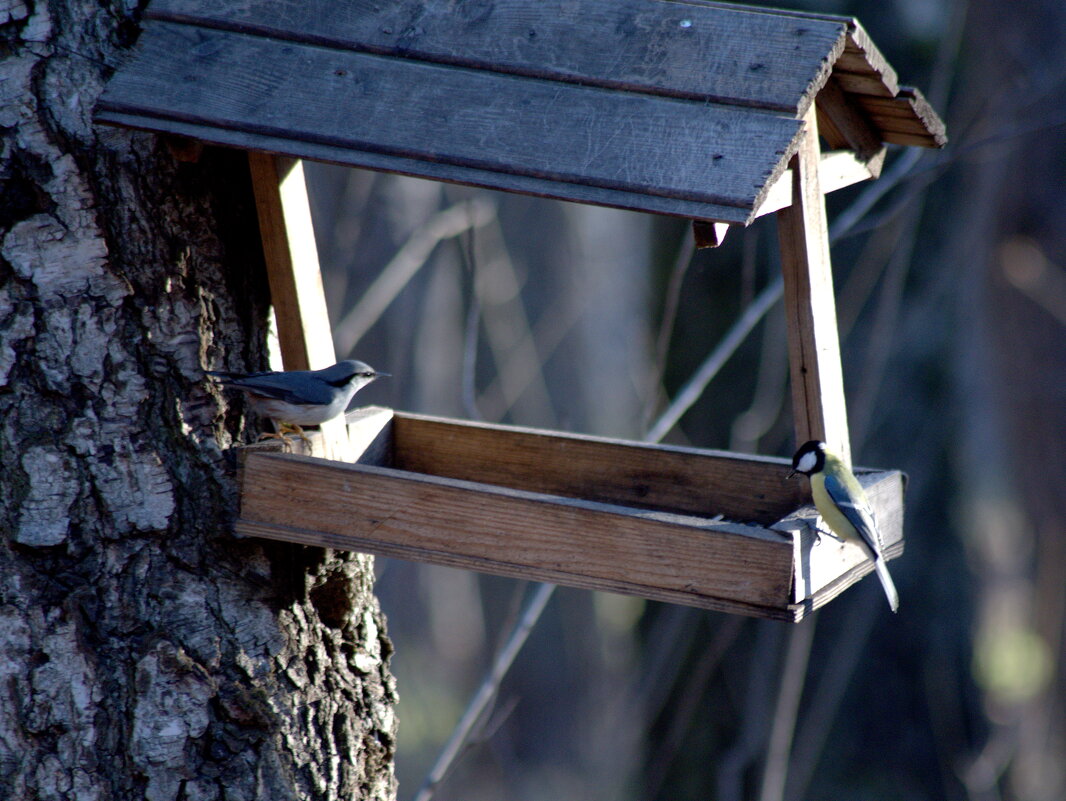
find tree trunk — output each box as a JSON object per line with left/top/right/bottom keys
{"left": 0, "top": 3, "right": 397, "bottom": 799}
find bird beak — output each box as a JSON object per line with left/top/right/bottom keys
{"left": 375, "top": 372, "right": 391, "bottom": 378}
{"left": 786, "top": 468, "right": 797, "bottom": 480}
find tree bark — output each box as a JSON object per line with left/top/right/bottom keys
{"left": 0, "top": 3, "right": 397, "bottom": 799}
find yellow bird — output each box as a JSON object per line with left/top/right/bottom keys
{"left": 789, "top": 440, "right": 899, "bottom": 612}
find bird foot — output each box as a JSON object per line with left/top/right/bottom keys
{"left": 255, "top": 424, "right": 312, "bottom": 452}
{"left": 804, "top": 518, "right": 843, "bottom": 545}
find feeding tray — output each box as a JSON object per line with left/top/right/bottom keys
{"left": 93, "top": 0, "right": 939, "bottom": 620}
{"left": 236, "top": 408, "right": 904, "bottom": 622}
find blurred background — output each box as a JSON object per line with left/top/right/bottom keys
{"left": 301, "top": 0, "right": 1066, "bottom": 798}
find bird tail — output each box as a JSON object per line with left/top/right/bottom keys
{"left": 874, "top": 557, "right": 899, "bottom": 613}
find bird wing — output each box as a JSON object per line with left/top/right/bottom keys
{"left": 209, "top": 371, "right": 335, "bottom": 405}
{"left": 822, "top": 472, "right": 884, "bottom": 558}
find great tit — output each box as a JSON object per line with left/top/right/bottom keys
{"left": 789, "top": 440, "right": 899, "bottom": 613}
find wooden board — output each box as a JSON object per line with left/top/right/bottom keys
{"left": 857, "top": 87, "right": 948, "bottom": 147}
{"left": 245, "top": 152, "right": 358, "bottom": 460}
{"left": 775, "top": 107, "right": 852, "bottom": 465}
{"left": 754, "top": 149, "right": 883, "bottom": 220}
{"left": 97, "top": 2, "right": 945, "bottom": 227}
{"left": 97, "top": 21, "right": 806, "bottom": 224}
{"left": 235, "top": 408, "right": 906, "bottom": 621}
{"left": 390, "top": 413, "right": 806, "bottom": 526}
{"left": 815, "top": 77, "right": 885, "bottom": 168}
{"left": 238, "top": 451, "right": 797, "bottom": 616}
{"left": 145, "top": 0, "right": 847, "bottom": 113}
{"left": 247, "top": 153, "right": 334, "bottom": 373}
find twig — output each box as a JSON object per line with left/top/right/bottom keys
{"left": 645, "top": 228, "right": 696, "bottom": 422}
{"left": 411, "top": 582, "right": 556, "bottom": 801}
{"left": 333, "top": 197, "right": 496, "bottom": 355}
{"left": 458, "top": 217, "right": 483, "bottom": 421}
{"left": 717, "top": 622, "right": 787, "bottom": 801}
{"left": 412, "top": 343, "right": 714, "bottom": 800}
{"left": 469, "top": 217, "right": 557, "bottom": 425}
{"left": 783, "top": 590, "right": 883, "bottom": 801}
{"left": 643, "top": 615, "right": 745, "bottom": 798}
{"left": 645, "top": 277, "right": 783, "bottom": 442}
{"left": 758, "top": 617, "right": 817, "bottom": 801}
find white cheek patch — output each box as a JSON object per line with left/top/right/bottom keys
{"left": 796, "top": 452, "right": 818, "bottom": 473}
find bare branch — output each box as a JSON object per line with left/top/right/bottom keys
{"left": 334, "top": 198, "right": 496, "bottom": 356}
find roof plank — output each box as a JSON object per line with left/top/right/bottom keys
{"left": 857, "top": 87, "right": 947, "bottom": 147}
{"left": 97, "top": 21, "right": 805, "bottom": 221}
{"left": 146, "top": 0, "right": 848, "bottom": 113}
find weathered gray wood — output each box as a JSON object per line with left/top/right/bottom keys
{"left": 97, "top": 110, "right": 760, "bottom": 225}
{"left": 146, "top": 0, "right": 847, "bottom": 113}
{"left": 97, "top": 22, "right": 806, "bottom": 223}
{"left": 839, "top": 24, "right": 900, "bottom": 96}
{"left": 97, "top": 2, "right": 946, "bottom": 228}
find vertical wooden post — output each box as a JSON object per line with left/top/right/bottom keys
{"left": 248, "top": 152, "right": 335, "bottom": 371}
{"left": 248, "top": 152, "right": 353, "bottom": 459}
{"left": 776, "top": 106, "right": 852, "bottom": 466}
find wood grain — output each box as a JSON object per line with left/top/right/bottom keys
{"left": 247, "top": 153, "right": 334, "bottom": 372}
{"left": 146, "top": 0, "right": 847, "bottom": 113}
{"left": 815, "top": 76, "right": 886, "bottom": 169}
{"left": 97, "top": 22, "right": 807, "bottom": 223}
{"left": 97, "top": 3, "right": 946, "bottom": 227}
{"left": 775, "top": 106, "right": 852, "bottom": 465}
{"left": 238, "top": 449, "right": 800, "bottom": 618}
{"left": 857, "top": 87, "right": 948, "bottom": 147}
{"left": 754, "top": 149, "right": 882, "bottom": 219}
{"left": 389, "top": 412, "right": 806, "bottom": 526}
{"left": 234, "top": 408, "right": 906, "bottom": 620}
{"left": 234, "top": 416, "right": 906, "bottom": 620}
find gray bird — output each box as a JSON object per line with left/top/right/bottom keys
{"left": 208, "top": 360, "right": 386, "bottom": 437}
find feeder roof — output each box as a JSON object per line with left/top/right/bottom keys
{"left": 96, "top": 0, "right": 946, "bottom": 224}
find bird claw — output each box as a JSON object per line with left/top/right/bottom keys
{"left": 255, "top": 423, "right": 312, "bottom": 452}
{"left": 804, "top": 518, "right": 842, "bottom": 545}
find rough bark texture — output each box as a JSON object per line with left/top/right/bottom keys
{"left": 0, "top": 2, "right": 398, "bottom": 799}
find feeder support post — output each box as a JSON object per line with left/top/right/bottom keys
{"left": 776, "top": 106, "right": 852, "bottom": 466}
{"left": 248, "top": 152, "right": 355, "bottom": 459}
{"left": 248, "top": 152, "right": 335, "bottom": 371}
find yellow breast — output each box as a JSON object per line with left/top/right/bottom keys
{"left": 810, "top": 472, "right": 861, "bottom": 543}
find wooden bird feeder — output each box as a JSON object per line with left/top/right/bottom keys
{"left": 96, "top": 0, "right": 944, "bottom": 621}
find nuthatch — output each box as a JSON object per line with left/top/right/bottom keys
{"left": 208, "top": 360, "right": 387, "bottom": 437}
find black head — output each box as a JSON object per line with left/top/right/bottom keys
{"left": 319, "top": 359, "right": 388, "bottom": 389}
{"left": 789, "top": 440, "right": 826, "bottom": 476}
